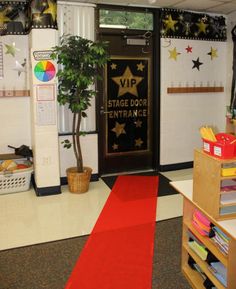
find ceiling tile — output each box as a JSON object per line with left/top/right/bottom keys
{"left": 205, "top": 2, "right": 236, "bottom": 14}
{"left": 173, "top": 0, "right": 221, "bottom": 11}
{"left": 68, "top": 0, "right": 236, "bottom": 15}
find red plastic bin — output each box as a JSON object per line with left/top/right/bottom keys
{"left": 202, "top": 133, "right": 236, "bottom": 159}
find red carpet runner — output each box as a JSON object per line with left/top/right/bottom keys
{"left": 65, "top": 175, "right": 159, "bottom": 289}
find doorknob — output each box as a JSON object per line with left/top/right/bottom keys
{"left": 100, "top": 106, "right": 110, "bottom": 115}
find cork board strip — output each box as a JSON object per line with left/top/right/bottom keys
{"left": 167, "top": 86, "right": 224, "bottom": 94}
{"left": 0, "top": 90, "right": 30, "bottom": 97}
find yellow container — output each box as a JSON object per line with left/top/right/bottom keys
{"left": 221, "top": 167, "right": 236, "bottom": 177}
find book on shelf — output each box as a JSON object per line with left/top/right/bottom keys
{"left": 188, "top": 240, "right": 208, "bottom": 260}
{"left": 208, "top": 261, "right": 227, "bottom": 287}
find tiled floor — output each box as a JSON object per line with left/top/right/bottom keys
{"left": 0, "top": 169, "right": 193, "bottom": 251}
{"left": 160, "top": 168, "right": 193, "bottom": 181}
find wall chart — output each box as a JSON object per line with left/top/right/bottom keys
{"left": 34, "top": 61, "right": 56, "bottom": 82}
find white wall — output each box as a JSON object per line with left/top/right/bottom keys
{"left": 59, "top": 134, "right": 98, "bottom": 177}
{"left": 160, "top": 38, "right": 227, "bottom": 165}
{"left": 0, "top": 35, "right": 31, "bottom": 154}
{"left": 0, "top": 98, "right": 31, "bottom": 154}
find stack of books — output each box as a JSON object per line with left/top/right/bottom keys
{"left": 192, "top": 209, "right": 211, "bottom": 236}
{"left": 210, "top": 226, "right": 229, "bottom": 255}
{"left": 208, "top": 261, "right": 227, "bottom": 287}
{"left": 188, "top": 230, "right": 208, "bottom": 260}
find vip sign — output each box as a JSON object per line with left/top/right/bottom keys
{"left": 106, "top": 58, "right": 150, "bottom": 154}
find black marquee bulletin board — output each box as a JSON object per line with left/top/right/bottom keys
{"left": 0, "top": 0, "right": 57, "bottom": 36}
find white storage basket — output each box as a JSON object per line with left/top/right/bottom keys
{"left": 0, "top": 166, "right": 33, "bottom": 195}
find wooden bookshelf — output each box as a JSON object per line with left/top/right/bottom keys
{"left": 171, "top": 179, "right": 236, "bottom": 289}
{"left": 193, "top": 149, "right": 236, "bottom": 220}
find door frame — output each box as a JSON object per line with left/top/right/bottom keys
{"left": 96, "top": 5, "right": 160, "bottom": 175}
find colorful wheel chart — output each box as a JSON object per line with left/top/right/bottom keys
{"left": 34, "top": 61, "right": 56, "bottom": 82}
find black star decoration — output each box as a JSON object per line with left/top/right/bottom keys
{"left": 192, "top": 57, "right": 203, "bottom": 71}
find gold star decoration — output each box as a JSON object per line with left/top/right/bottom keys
{"left": 0, "top": 10, "right": 10, "bottom": 26}
{"left": 111, "top": 122, "right": 126, "bottom": 138}
{"left": 43, "top": 0, "right": 57, "bottom": 22}
{"left": 112, "top": 143, "right": 119, "bottom": 150}
{"left": 163, "top": 15, "right": 178, "bottom": 32}
{"left": 137, "top": 62, "right": 145, "bottom": 71}
{"left": 110, "top": 63, "right": 117, "bottom": 70}
{"left": 168, "top": 47, "right": 181, "bottom": 61}
{"left": 196, "top": 20, "right": 208, "bottom": 34}
{"left": 112, "top": 66, "right": 143, "bottom": 97}
{"left": 208, "top": 47, "right": 218, "bottom": 60}
{"left": 5, "top": 43, "right": 20, "bottom": 57}
{"left": 135, "top": 138, "right": 143, "bottom": 147}
{"left": 33, "top": 13, "right": 42, "bottom": 23}
{"left": 134, "top": 119, "right": 142, "bottom": 128}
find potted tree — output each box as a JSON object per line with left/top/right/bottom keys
{"left": 51, "top": 34, "right": 109, "bottom": 193}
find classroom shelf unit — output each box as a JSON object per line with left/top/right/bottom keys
{"left": 193, "top": 149, "right": 236, "bottom": 220}
{"left": 171, "top": 179, "right": 236, "bottom": 289}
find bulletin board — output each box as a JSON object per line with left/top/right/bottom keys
{"left": 0, "top": 0, "right": 58, "bottom": 97}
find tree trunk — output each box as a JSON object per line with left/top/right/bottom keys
{"left": 72, "top": 112, "right": 83, "bottom": 173}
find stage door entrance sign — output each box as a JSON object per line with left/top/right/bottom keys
{"left": 105, "top": 57, "right": 150, "bottom": 155}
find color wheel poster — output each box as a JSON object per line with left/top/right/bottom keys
{"left": 34, "top": 60, "right": 56, "bottom": 82}
{"left": 31, "top": 49, "right": 57, "bottom": 126}
{"left": 31, "top": 49, "right": 56, "bottom": 84}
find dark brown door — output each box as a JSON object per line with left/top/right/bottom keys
{"left": 98, "top": 30, "right": 154, "bottom": 175}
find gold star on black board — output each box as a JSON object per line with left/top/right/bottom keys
{"left": 112, "top": 66, "right": 143, "bottom": 97}
{"left": 111, "top": 122, "right": 126, "bottom": 138}
{"left": 135, "top": 138, "right": 144, "bottom": 147}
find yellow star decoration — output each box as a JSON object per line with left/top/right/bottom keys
{"left": 135, "top": 138, "right": 143, "bottom": 147}
{"left": 112, "top": 66, "right": 143, "bottom": 97}
{"left": 43, "top": 0, "right": 57, "bottom": 22}
{"left": 197, "top": 20, "right": 208, "bottom": 34}
{"left": 33, "top": 13, "right": 42, "bottom": 23}
{"left": 111, "top": 122, "right": 126, "bottom": 138}
{"left": 208, "top": 47, "right": 218, "bottom": 60}
{"left": 137, "top": 62, "right": 145, "bottom": 71}
{"left": 0, "top": 11, "right": 10, "bottom": 26}
{"left": 163, "top": 15, "right": 178, "bottom": 32}
{"left": 168, "top": 47, "right": 181, "bottom": 61}
{"left": 112, "top": 143, "right": 119, "bottom": 150}
{"left": 134, "top": 119, "right": 142, "bottom": 128}
{"left": 110, "top": 63, "right": 117, "bottom": 70}
{"left": 5, "top": 43, "right": 20, "bottom": 57}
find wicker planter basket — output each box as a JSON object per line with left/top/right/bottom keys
{"left": 66, "top": 166, "right": 92, "bottom": 194}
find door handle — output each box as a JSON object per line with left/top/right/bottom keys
{"left": 100, "top": 106, "right": 110, "bottom": 115}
